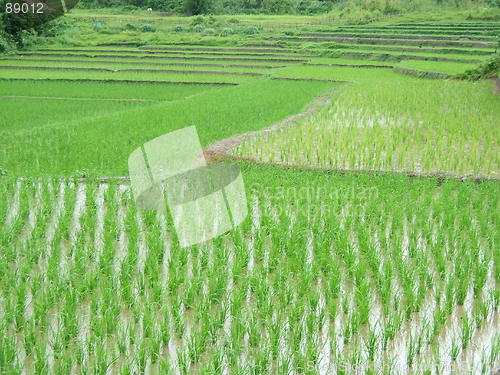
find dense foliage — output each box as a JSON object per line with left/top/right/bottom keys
{"left": 77, "top": 0, "right": 392, "bottom": 14}
{"left": 74, "top": 0, "right": 500, "bottom": 14}
{"left": 456, "top": 51, "right": 500, "bottom": 79}
{"left": 0, "top": 0, "right": 70, "bottom": 50}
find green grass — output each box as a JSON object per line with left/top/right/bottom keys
{"left": 0, "top": 80, "right": 219, "bottom": 133}
{"left": 18, "top": 51, "right": 306, "bottom": 64}
{"left": 0, "top": 79, "right": 334, "bottom": 177}
{"left": 311, "top": 47, "right": 487, "bottom": 63}
{"left": 0, "top": 79, "right": 215, "bottom": 100}
{"left": 0, "top": 59, "right": 271, "bottom": 74}
{"left": 0, "top": 97, "right": 148, "bottom": 132}
{"left": 282, "top": 37, "right": 497, "bottom": 50}
{"left": 23, "top": 48, "right": 309, "bottom": 59}
{"left": 307, "top": 57, "right": 395, "bottom": 66}
{"left": 13, "top": 54, "right": 289, "bottom": 67}
{"left": 235, "top": 79, "right": 500, "bottom": 178}
{"left": 302, "top": 31, "right": 499, "bottom": 42}
{"left": 0, "top": 163, "right": 497, "bottom": 373}
{"left": 396, "top": 60, "right": 478, "bottom": 74}
{"left": 329, "top": 44, "right": 495, "bottom": 57}
{"left": 0, "top": 68, "right": 258, "bottom": 84}
{"left": 273, "top": 64, "right": 413, "bottom": 82}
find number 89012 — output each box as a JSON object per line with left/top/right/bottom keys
{"left": 5, "top": 2, "right": 44, "bottom": 13}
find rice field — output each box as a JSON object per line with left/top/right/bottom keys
{"left": 0, "top": 15, "right": 499, "bottom": 375}
{"left": 0, "top": 167, "right": 498, "bottom": 374}
{"left": 234, "top": 80, "right": 500, "bottom": 178}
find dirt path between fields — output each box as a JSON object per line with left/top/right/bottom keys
{"left": 203, "top": 93, "right": 499, "bottom": 182}
{"left": 203, "top": 95, "right": 329, "bottom": 162}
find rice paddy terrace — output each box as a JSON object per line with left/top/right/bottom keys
{"left": 0, "top": 18, "right": 499, "bottom": 375}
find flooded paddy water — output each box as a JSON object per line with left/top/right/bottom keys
{"left": 0, "top": 177, "right": 498, "bottom": 374}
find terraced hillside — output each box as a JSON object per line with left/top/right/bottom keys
{"left": 0, "top": 17, "right": 499, "bottom": 375}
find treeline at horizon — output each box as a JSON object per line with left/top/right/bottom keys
{"left": 77, "top": 0, "right": 500, "bottom": 15}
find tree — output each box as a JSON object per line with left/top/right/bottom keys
{"left": 184, "top": 0, "right": 211, "bottom": 14}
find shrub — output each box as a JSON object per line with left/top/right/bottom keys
{"left": 18, "top": 29, "right": 38, "bottom": 49}
{"left": 92, "top": 21, "right": 104, "bottom": 32}
{"left": 190, "top": 16, "right": 205, "bottom": 26}
{"left": 125, "top": 23, "right": 137, "bottom": 31}
{"left": 220, "top": 27, "right": 233, "bottom": 36}
{"left": 243, "top": 26, "right": 260, "bottom": 35}
{"left": 485, "top": 0, "right": 500, "bottom": 8}
{"left": 295, "top": 0, "right": 331, "bottom": 14}
{"left": 193, "top": 24, "right": 205, "bottom": 32}
{"left": 140, "top": 24, "right": 156, "bottom": 32}
{"left": 332, "top": 4, "right": 384, "bottom": 24}
{"left": 184, "top": 0, "right": 211, "bottom": 16}
{"left": 37, "top": 18, "right": 72, "bottom": 38}
{"left": 262, "top": 0, "right": 294, "bottom": 13}
{"left": 207, "top": 15, "right": 218, "bottom": 26}
{"left": 174, "top": 25, "right": 184, "bottom": 32}
{"left": 0, "top": 31, "right": 16, "bottom": 53}
{"left": 456, "top": 52, "right": 500, "bottom": 80}
{"left": 122, "top": 5, "right": 139, "bottom": 11}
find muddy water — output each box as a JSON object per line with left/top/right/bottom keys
{"left": 18, "top": 180, "right": 43, "bottom": 246}
{"left": 317, "top": 278, "right": 333, "bottom": 375}
{"left": 306, "top": 230, "right": 314, "bottom": 272}
{"left": 45, "top": 181, "right": 66, "bottom": 252}
{"left": 69, "top": 183, "right": 87, "bottom": 246}
{"left": 4, "top": 178, "right": 22, "bottom": 228}
{"left": 93, "top": 183, "right": 108, "bottom": 261}
{"left": 158, "top": 211, "right": 172, "bottom": 289}
{"left": 5, "top": 180, "right": 499, "bottom": 374}
{"left": 59, "top": 182, "right": 86, "bottom": 277}
{"left": 77, "top": 302, "right": 91, "bottom": 364}
{"left": 135, "top": 210, "right": 148, "bottom": 275}
{"left": 45, "top": 307, "right": 60, "bottom": 373}
{"left": 112, "top": 186, "right": 129, "bottom": 277}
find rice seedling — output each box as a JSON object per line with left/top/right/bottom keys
{"left": 0, "top": 67, "right": 258, "bottom": 84}
{"left": 235, "top": 78, "right": 499, "bottom": 178}
{"left": 0, "top": 80, "right": 332, "bottom": 177}
{"left": 1, "top": 17, "right": 499, "bottom": 375}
